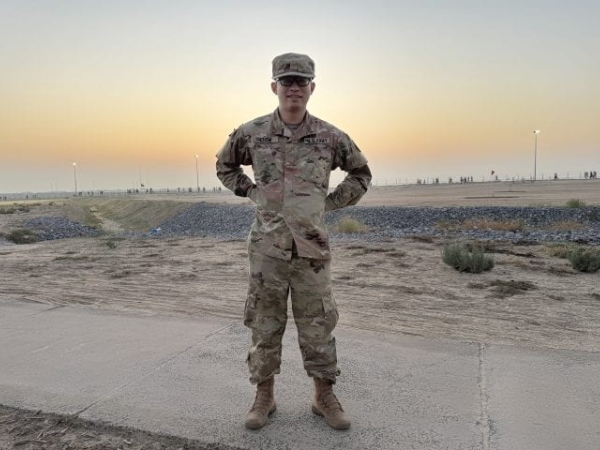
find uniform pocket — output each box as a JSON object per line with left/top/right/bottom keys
{"left": 244, "top": 294, "right": 257, "bottom": 327}
{"left": 300, "top": 158, "right": 329, "bottom": 187}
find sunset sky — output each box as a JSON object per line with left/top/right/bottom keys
{"left": 1, "top": 1, "right": 598, "bottom": 193}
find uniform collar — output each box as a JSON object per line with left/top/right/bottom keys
{"left": 271, "top": 108, "right": 317, "bottom": 139}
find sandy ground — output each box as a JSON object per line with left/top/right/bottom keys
{"left": 125, "top": 178, "right": 600, "bottom": 207}
{"left": 1, "top": 179, "right": 599, "bottom": 448}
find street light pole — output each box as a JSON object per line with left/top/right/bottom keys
{"left": 72, "top": 162, "right": 78, "bottom": 195}
{"left": 195, "top": 154, "right": 200, "bottom": 192}
{"left": 533, "top": 130, "right": 540, "bottom": 181}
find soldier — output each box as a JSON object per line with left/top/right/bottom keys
{"left": 216, "top": 53, "right": 371, "bottom": 430}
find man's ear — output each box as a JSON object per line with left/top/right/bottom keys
{"left": 310, "top": 81, "right": 316, "bottom": 94}
{"left": 271, "top": 81, "right": 278, "bottom": 95}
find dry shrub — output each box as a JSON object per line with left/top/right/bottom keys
{"left": 336, "top": 216, "right": 369, "bottom": 233}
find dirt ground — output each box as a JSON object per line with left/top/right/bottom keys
{"left": 1, "top": 179, "right": 599, "bottom": 449}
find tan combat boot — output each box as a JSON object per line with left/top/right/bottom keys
{"left": 312, "top": 378, "right": 351, "bottom": 430}
{"left": 245, "top": 377, "right": 276, "bottom": 429}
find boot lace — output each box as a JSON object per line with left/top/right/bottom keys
{"left": 319, "top": 390, "right": 345, "bottom": 413}
{"left": 250, "top": 389, "right": 272, "bottom": 412}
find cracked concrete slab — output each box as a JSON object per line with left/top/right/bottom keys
{"left": 1, "top": 301, "right": 599, "bottom": 450}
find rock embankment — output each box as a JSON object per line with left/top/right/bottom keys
{"left": 4, "top": 204, "right": 600, "bottom": 244}
{"left": 157, "top": 203, "right": 600, "bottom": 244}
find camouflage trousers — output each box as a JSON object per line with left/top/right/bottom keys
{"left": 244, "top": 250, "right": 340, "bottom": 385}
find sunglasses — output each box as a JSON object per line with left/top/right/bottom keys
{"left": 277, "top": 76, "right": 312, "bottom": 87}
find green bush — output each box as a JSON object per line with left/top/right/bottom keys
{"left": 566, "top": 198, "right": 586, "bottom": 208}
{"left": 6, "top": 229, "right": 38, "bottom": 244}
{"left": 442, "top": 242, "right": 494, "bottom": 273}
{"left": 567, "top": 248, "right": 600, "bottom": 272}
{"left": 336, "top": 216, "right": 368, "bottom": 233}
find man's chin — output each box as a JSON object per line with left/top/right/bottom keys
{"left": 283, "top": 103, "right": 305, "bottom": 113}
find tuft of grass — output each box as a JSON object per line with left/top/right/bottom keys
{"left": 106, "top": 240, "right": 117, "bottom": 249}
{"left": 336, "top": 216, "right": 369, "bottom": 233}
{"left": 566, "top": 198, "right": 586, "bottom": 208}
{"left": 442, "top": 242, "right": 494, "bottom": 273}
{"left": 567, "top": 248, "right": 600, "bottom": 273}
{"left": 6, "top": 229, "right": 38, "bottom": 244}
{"left": 544, "top": 242, "right": 580, "bottom": 259}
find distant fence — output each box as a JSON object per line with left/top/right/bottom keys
{"left": 370, "top": 170, "right": 597, "bottom": 187}
{"left": 1, "top": 170, "right": 597, "bottom": 201}
{"left": 0, "top": 187, "right": 232, "bottom": 202}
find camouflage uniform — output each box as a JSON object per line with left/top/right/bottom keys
{"left": 217, "top": 104, "right": 370, "bottom": 386}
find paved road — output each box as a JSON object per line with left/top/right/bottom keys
{"left": 1, "top": 299, "right": 598, "bottom": 449}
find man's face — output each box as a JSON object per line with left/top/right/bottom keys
{"left": 271, "top": 76, "right": 315, "bottom": 113}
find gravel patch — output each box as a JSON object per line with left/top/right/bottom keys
{"left": 22, "top": 216, "right": 99, "bottom": 241}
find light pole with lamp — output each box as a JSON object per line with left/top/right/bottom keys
{"left": 195, "top": 154, "right": 200, "bottom": 192}
{"left": 533, "top": 130, "right": 540, "bottom": 181}
{"left": 72, "top": 162, "right": 78, "bottom": 195}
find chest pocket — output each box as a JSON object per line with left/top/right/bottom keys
{"left": 297, "top": 145, "right": 333, "bottom": 189}
{"left": 252, "top": 143, "right": 283, "bottom": 185}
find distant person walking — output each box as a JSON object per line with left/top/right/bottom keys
{"left": 216, "top": 53, "right": 371, "bottom": 430}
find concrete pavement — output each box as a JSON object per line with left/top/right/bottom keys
{"left": 1, "top": 298, "right": 598, "bottom": 449}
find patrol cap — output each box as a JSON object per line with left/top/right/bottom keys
{"left": 272, "top": 53, "right": 315, "bottom": 79}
